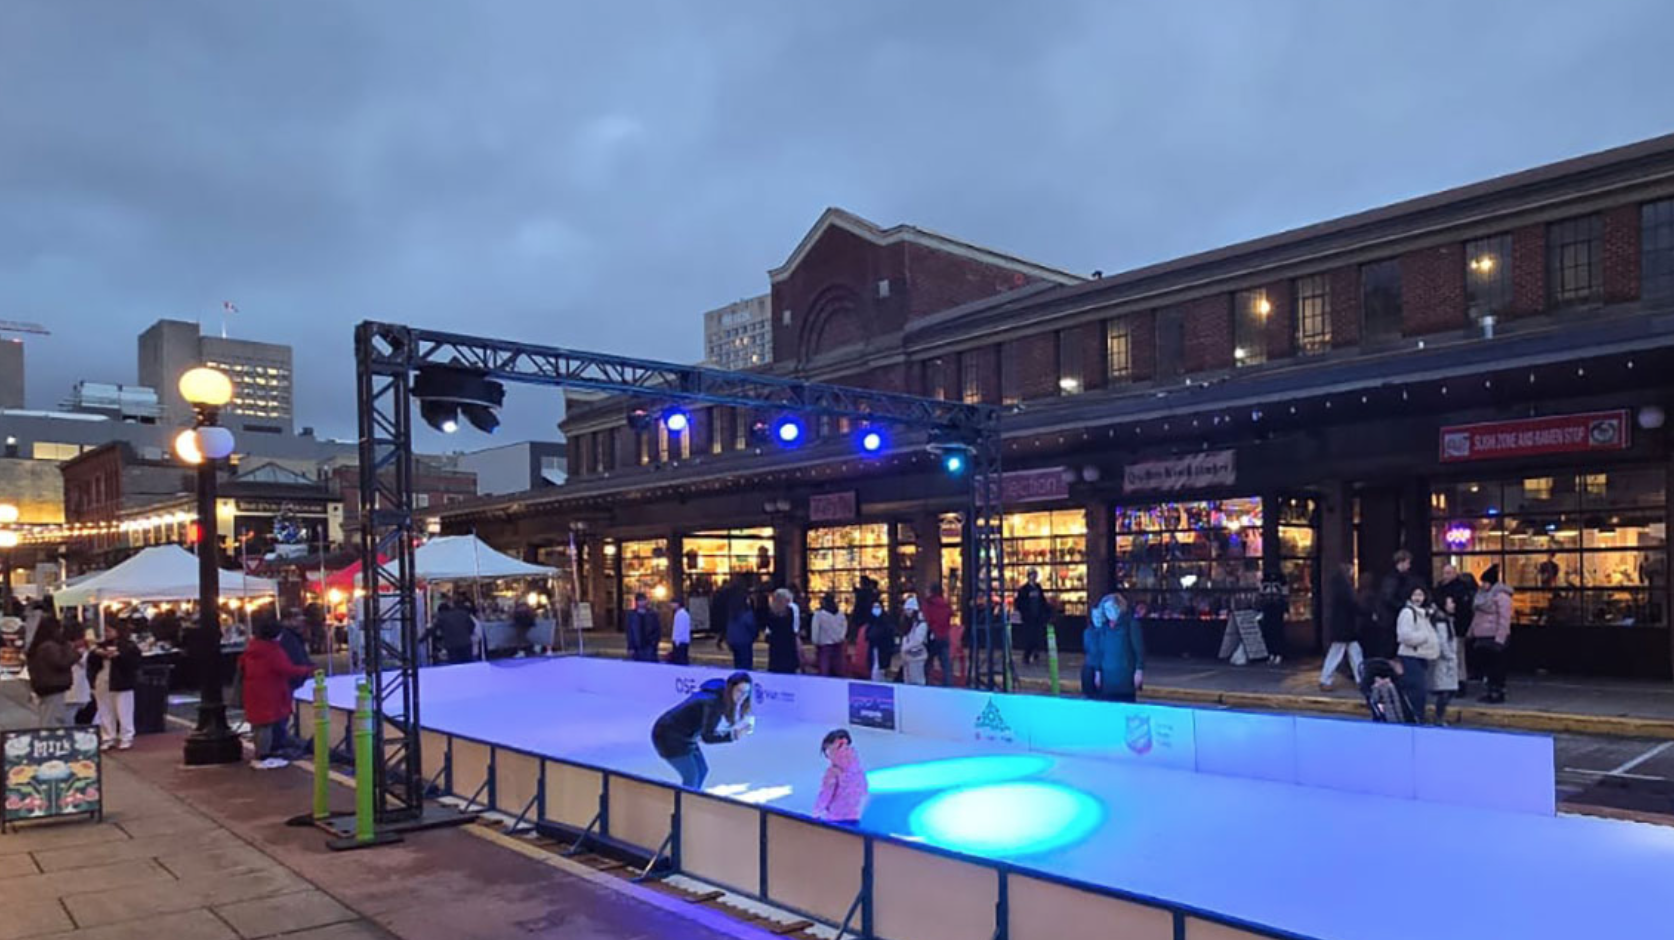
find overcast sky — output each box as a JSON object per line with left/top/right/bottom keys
{"left": 3, "top": 1, "right": 1672, "bottom": 445}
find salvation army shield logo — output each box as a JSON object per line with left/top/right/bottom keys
{"left": 1125, "top": 715, "right": 1153, "bottom": 756}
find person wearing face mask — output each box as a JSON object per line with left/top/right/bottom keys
{"left": 1084, "top": 592, "right": 1145, "bottom": 703}
{"left": 866, "top": 601, "right": 898, "bottom": 682}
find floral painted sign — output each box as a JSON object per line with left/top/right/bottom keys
{"left": 3, "top": 726, "right": 102, "bottom": 830}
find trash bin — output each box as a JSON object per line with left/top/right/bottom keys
{"left": 134, "top": 662, "right": 174, "bottom": 735}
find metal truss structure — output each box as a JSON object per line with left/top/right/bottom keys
{"left": 355, "top": 320, "right": 1008, "bottom": 825}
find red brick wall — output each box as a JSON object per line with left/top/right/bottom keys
{"left": 916, "top": 356, "right": 958, "bottom": 399}
{"left": 961, "top": 345, "right": 1002, "bottom": 404}
{"left": 1125, "top": 311, "right": 1156, "bottom": 382}
{"left": 1260, "top": 280, "right": 1294, "bottom": 361}
{"left": 1182, "top": 294, "right": 1232, "bottom": 373}
{"left": 1508, "top": 223, "right": 1546, "bottom": 317}
{"left": 905, "top": 243, "right": 1043, "bottom": 321}
{"left": 1603, "top": 205, "right": 1642, "bottom": 304}
{"left": 1007, "top": 333, "right": 1056, "bottom": 401}
{"left": 1401, "top": 243, "right": 1466, "bottom": 335}
{"left": 1328, "top": 267, "right": 1360, "bottom": 348}
{"left": 1073, "top": 322, "right": 1106, "bottom": 391}
{"left": 772, "top": 224, "right": 907, "bottom": 364}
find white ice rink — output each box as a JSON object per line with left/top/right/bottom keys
{"left": 323, "top": 659, "right": 1674, "bottom": 940}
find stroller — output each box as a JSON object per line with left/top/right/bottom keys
{"left": 1360, "top": 658, "right": 1417, "bottom": 724}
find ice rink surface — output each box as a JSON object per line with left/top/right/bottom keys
{"left": 326, "top": 660, "right": 1674, "bottom": 940}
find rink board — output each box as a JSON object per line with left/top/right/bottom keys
{"left": 297, "top": 657, "right": 1674, "bottom": 940}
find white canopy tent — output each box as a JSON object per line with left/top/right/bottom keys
{"left": 55, "top": 545, "right": 278, "bottom": 607}
{"left": 413, "top": 534, "right": 556, "bottom": 581}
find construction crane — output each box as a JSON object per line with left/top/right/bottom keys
{"left": 0, "top": 320, "right": 49, "bottom": 338}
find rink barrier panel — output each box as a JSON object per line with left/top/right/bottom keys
{"left": 316, "top": 700, "right": 1322, "bottom": 940}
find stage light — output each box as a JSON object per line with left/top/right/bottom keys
{"left": 420, "top": 399, "right": 460, "bottom": 433}
{"left": 461, "top": 404, "right": 499, "bottom": 434}
{"left": 944, "top": 452, "right": 966, "bottom": 474}
{"left": 867, "top": 755, "right": 1053, "bottom": 794}
{"left": 858, "top": 427, "right": 885, "bottom": 454}
{"left": 909, "top": 782, "right": 1103, "bottom": 857}
{"left": 773, "top": 416, "right": 804, "bottom": 446}
{"left": 663, "top": 408, "right": 690, "bottom": 433}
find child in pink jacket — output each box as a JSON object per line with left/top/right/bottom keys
{"left": 812, "top": 729, "right": 869, "bottom": 825}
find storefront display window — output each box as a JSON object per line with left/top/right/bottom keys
{"left": 1432, "top": 469, "right": 1667, "bottom": 628}
{"left": 1002, "top": 510, "right": 1088, "bottom": 617}
{"left": 807, "top": 523, "right": 889, "bottom": 601}
{"left": 894, "top": 523, "right": 920, "bottom": 600}
{"left": 619, "top": 539, "right": 669, "bottom": 605}
{"left": 1275, "top": 497, "right": 1319, "bottom": 623}
{"left": 1113, "top": 498, "right": 1264, "bottom": 621}
{"left": 940, "top": 513, "right": 964, "bottom": 612}
{"left": 681, "top": 528, "right": 775, "bottom": 596}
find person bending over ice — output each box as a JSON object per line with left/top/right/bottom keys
{"left": 650, "top": 671, "right": 754, "bottom": 789}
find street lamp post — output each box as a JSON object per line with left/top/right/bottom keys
{"left": 0, "top": 503, "right": 19, "bottom": 615}
{"left": 177, "top": 367, "right": 244, "bottom": 767}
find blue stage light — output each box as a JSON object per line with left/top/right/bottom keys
{"left": 663, "top": 408, "right": 690, "bottom": 433}
{"left": 867, "top": 755, "right": 1052, "bottom": 794}
{"left": 859, "top": 428, "right": 885, "bottom": 454}
{"left": 909, "top": 782, "right": 1103, "bottom": 857}
{"left": 944, "top": 452, "right": 966, "bottom": 474}
{"left": 774, "top": 417, "right": 804, "bottom": 445}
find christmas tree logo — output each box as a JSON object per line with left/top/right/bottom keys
{"left": 974, "top": 697, "right": 1011, "bottom": 736}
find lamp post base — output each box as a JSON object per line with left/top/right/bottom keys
{"left": 183, "top": 704, "right": 244, "bottom": 766}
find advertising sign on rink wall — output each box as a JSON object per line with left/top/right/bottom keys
{"left": 847, "top": 683, "right": 897, "bottom": 731}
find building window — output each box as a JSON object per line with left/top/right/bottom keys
{"left": 1361, "top": 259, "right": 1403, "bottom": 342}
{"left": 960, "top": 351, "right": 983, "bottom": 404}
{"left": 925, "top": 358, "right": 949, "bottom": 400}
{"left": 1465, "top": 234, "right": 1513, "bottom": 321}
{"left": 709, "top": 407, "right": 725, "bottom": 455}
{"left": 1106, "top": 319, "right": 1132, "bottom": 382}
{"left": 637, "top": 431, "right": 650, "bottom": 466}
{"left": 1643, "top": 199, "right": 1674, "bottom": 300}
{"left": 31, "top": 442, "right": 82, "bottom": 462}
{"left": 1001, "top": 344, "right": 1022, "bottom": 405}
{"left": 1293, "top": 275, "right": 1331, "bottom": 355}
{"left": 1232, "top": 289, "right": 1270, "bottom": 366}
{"left": 733, "top": 407, "right": 748, "bottom": 451}
{"left": 414, "top": 493, "right": 431, "bottom": 509}
{"left": 1156, "top": 308, "right": 1185, "bottom": 378}
{"left": 1547, "top": 214, "right": 1602, "bottom": 305}
{"left": 1057, "top": 330, "right": 1083, "bottom": 395}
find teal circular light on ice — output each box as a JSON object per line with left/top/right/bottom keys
{"left": 908, "top": 782, "right": 1104, "bottom": 857}
{"left": 866, "top": 755, "right": 1052, "bottom": 794}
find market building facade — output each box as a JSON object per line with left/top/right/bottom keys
{"left": 445, "top": 136, "right": 1674, "bottom": 679}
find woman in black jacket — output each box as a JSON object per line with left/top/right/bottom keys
{"left": 650, "top": 671, "right": 754, "bottom": 788}
{"left": 89, "top": 622, "right": 143, "bottom": 749}
{"left": 26, "top": 617, "right": 78, "bottom": 727}
{"left": 1319, "top": 563, "right": 1366, "bottom": 690}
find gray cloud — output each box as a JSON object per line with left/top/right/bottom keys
{"left": 2, "top": 0, "right": 1671, "bottom": 444}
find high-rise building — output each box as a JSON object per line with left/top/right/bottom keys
{"left": 138, "top": 319, "right": 294, "bottom": 434}
{"left": 0, "top": 339, "right": 22, "bottom": 410}
{"left": 702, "top": 294, "right": 773, "bottom": 370}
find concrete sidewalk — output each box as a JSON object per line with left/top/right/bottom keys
{"left": 0, "top": 685, "right": 777, "bottom": 940}
{"left": 567, "top": 630, "right": 1674, "bottom": 738}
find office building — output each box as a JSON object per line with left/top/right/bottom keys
{"left": 138, "top": 319, "right": 294, "bottom": 434}
{"left": 703, "top": 295, "right": 773, "bottom": 370}
{"left": 456, "top": 441, "right": 568, "bottom": 496}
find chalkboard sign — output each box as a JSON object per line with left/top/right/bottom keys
{"left": 1217, "top": 610, "right": 1269, "bottom": 663}
{"left": 2, "top": 726, "right": 102, "bottom": 832}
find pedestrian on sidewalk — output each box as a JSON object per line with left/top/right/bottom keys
{"left": 1085, "top": 592, "right": 1145, "bottom": 703}
{"left": 1435, "top": 564, "right": 1476, "bottom": 688}
{"left": 1470, "top": 565, "right": 1513, "bottom": 704}
{"left": 720, "top": 580, "right": 759, "bottom": 671}
{"left": 866, "top": 601, "right": 897, "bottom": 682}
{"left": 1320, "top": 562, "right": 1365, "bottom": 690}
{"left": 668, "top": 598, "right": 691, "bottom": 665}
{"left": 626, "top": 593, "right": 662, "bottom": 664}
{"left": 921, "top": 583, "right": 954, "bottom": 687}
{"left": 89, "top": 622, "right": 142, "bottom": 750}
{"left": 1373, "top": 550, "right": 1423, "bottom": 661}
{"left": 763, "top": 588, "right": 800, "bottom": 675}
{"left": 66, "top": 628, "right": 96, "bottom": 726}
{"left": 1395, "top": 586, "right": 1440, "bottom": 724}
{"left": 900, "top": 598, "right": 930, "bottom": 685}
{"left": 422, "top": 601, "right": 478, "bottom": 665}
{"left": 1429, "top": 594, "right": 1462, "bottom": 725}
{"left": 241, "top": 615, "right": 316, "bottom": 769}
{"left": 1258, "top": 577, "right": 1289, "bottom": 666}
{"left": 1015, "top": 570, "right": 1050, "bottom": 666}
{"left": 25, "top": 616, "right": 78, "bottom": 727}
{"left": 810, "top": 593, "right": 847, "bottom": 678}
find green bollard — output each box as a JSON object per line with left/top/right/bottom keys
{"left": 1046, "top": 623, "right": 1061, "bottom": 696}
{"left": 352, "top": 679, "right": 374, "bottom": 844}
{"left": 312, "top": 672, "right": 330, "bottom": 822}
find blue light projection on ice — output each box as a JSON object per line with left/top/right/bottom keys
{"left": 909, "top": 782, "right": 1104, "bottom": 857}
{"left": 866, "top": 755, "right": 1052, "bottom": 793}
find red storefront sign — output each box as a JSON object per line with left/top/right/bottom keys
{"left": 979, "top": 467, "right": 1072, "bottom": 506}
{"left": 1438, "top": 410, "right": 1630, "bottom": 463}
{"left": 808, "top": 491, "right": 858, "bottom": 523}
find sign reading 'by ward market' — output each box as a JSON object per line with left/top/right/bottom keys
{"left": 3, "top": 726, "right": 102, "bottom": 831}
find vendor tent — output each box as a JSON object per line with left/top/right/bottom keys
{"left": 414, "top": 535, "right": 556, "bottom": 581}
{"left": 55, "top": 545, "right": 278, "bottom": 607}
{"left": 306, "top": 555, "right": 393, "bottom": 595}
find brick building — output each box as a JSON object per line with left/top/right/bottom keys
{"left": 448, "top": 136, "right": 1674, "bottom": 679}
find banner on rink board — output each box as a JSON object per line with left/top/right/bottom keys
{"left": 847, "top": 682, "right": 897, "bottom": 731}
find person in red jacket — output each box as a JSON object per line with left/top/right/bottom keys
{"left": 921, "top": 584, "right": 956, "bottom": 687}
{"left": 241, "top": 614, "right": 315, "bottom": 769}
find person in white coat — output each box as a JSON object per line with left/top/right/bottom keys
{"left": 1428, "top": 594, "right": 1462, "bottom": 725}
{"left": 899, "top": 598, "right": 930, "bottom": 685}
{"left": 1394, "top": 587, "right": 1440, "bottom": 724}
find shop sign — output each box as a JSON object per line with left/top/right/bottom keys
{"left": 809, "top": 491, "right": 857, "bottom": 523}
{"left": 3, "top": 727, "right": 102, "bottom": 830}
{"left": 977, "top": 467, "right": 1072, "bottom": 506}
{"left": 1439, "top": 410, "right": 1630, "bottom": 463}
{"left": 234, "top": 499, "right": 327, "bottom": 515}
{"left": 1123, "top": 450, "right": 1236, "bottom": 494}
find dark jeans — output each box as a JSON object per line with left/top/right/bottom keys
{"left": 446, "top": 645, "right": 474, "bottom": 665}
{"left": 930, "top": 637, "right": 952, "bottom": 686}
{"left": 1431, "top": 690, "right": 1456, "bottom": 725}
{"left": 668, "top": 643, "right": 690, "bottom": 665}
{"left": 1021, "top": 621, "right": 1045, "bottom": 662}
{"left": 1475, "top": 640, "right": 1508, "bottom": 695}
{"left": 664, "top": 749, "right": 709, "bottom": 789}
{"left": 255, "top": 720, "right": 301, "bottom": 760}
{"left": 729, "top": 641, "right": 753, "bottom": 670}
{"left": 1397, "top": 656, "right": 1429, "bottom": 724}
